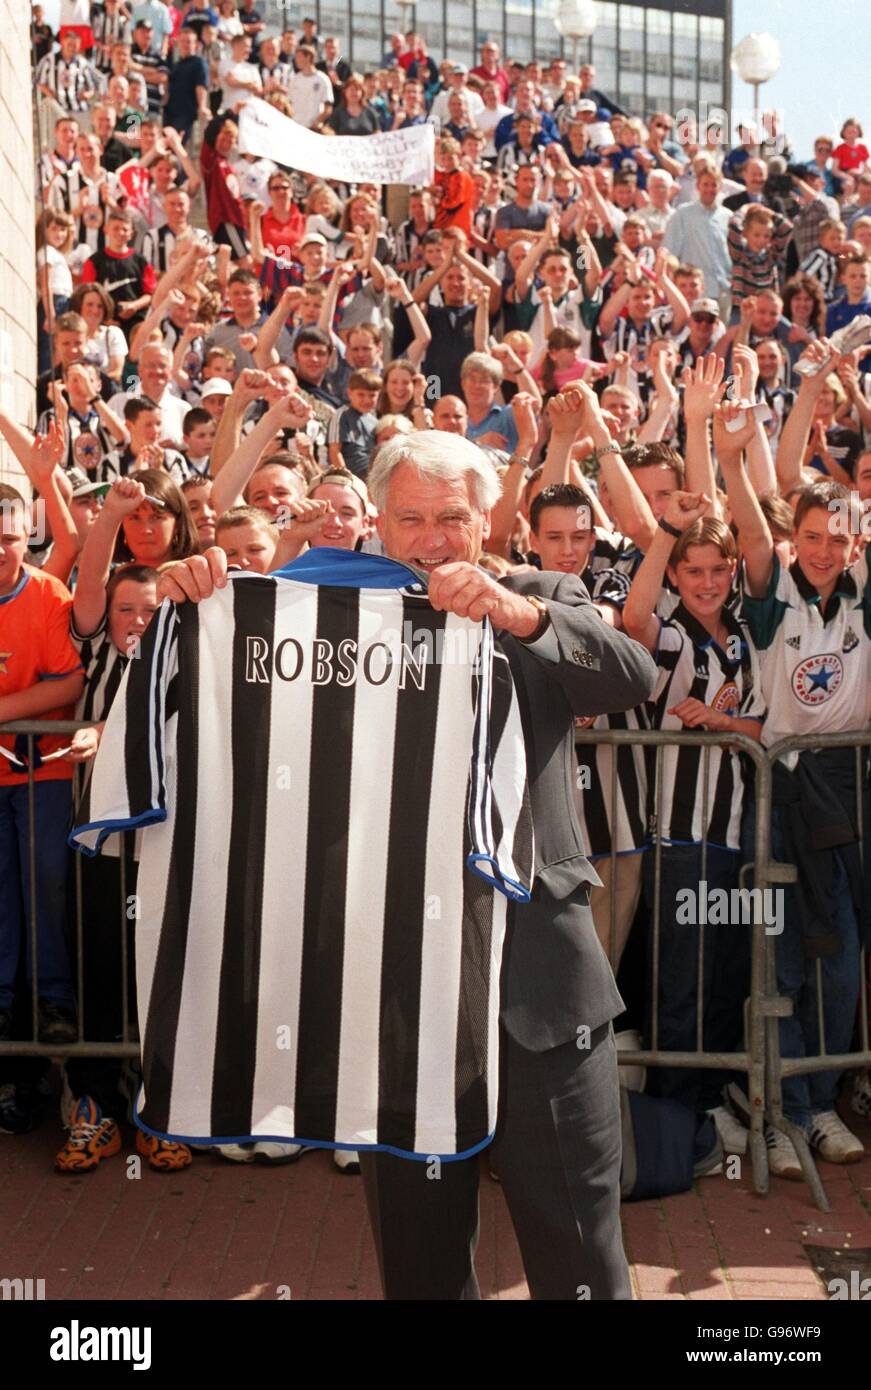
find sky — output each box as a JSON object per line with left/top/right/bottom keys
{"left": 730, "top": 0, "right": 870, "bottom": 160}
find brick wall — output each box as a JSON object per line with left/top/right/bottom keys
{"left": 0, "top": 1, "right": 36, "bottom": 485}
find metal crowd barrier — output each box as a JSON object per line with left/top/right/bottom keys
{"left": 2, "top": 720, "right": 868, "bottom": 1210}
{"left": 575, "top": 727, "right": 871, "bottom": 1212}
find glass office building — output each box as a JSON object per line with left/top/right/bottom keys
{"left": 256, "top": 1, "right": 731, "bottom": 115}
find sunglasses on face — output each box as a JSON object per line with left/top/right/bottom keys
{"left": 691, "top": 314, "right": 716, "bottom": 325}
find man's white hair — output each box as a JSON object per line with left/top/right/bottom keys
{"left": 367, "top": 430, "right": 502, "bottom": 513}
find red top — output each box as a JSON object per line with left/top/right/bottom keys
{"left": 261, "top": 206, "right": 306, "bottom": 259}
{"left": 433, "top": 168, "right": 476, "bottom": 236}
{"left": 470, "top": 64, "right": 511, "bottom": 104}
{"left": 832, "top": 142, "right": 870, "bottom": 173}
{"left": 200, "top": 140, "right": 245, "bottom": 232}
{"left": 0, "top": 567, "right": 81, "bottom": 786}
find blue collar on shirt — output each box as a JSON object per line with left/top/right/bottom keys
{"left": 274, "top": 546, "right": 424, "bottom": 590}
{"left": 0, "top": 570, "right": 29, "bottom": 605}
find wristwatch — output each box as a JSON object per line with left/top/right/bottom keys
{"left": 595, "top": 440, "right": 623, "bottom": 458}
{"left": 515, "top": 595, "right": 551, "bottom": 645}
{"left": 507, "top": 452, "right": 530, "bottom": 468}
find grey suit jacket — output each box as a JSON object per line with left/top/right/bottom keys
{"left": 496, "top": 569, "right": 657, "bottom": 1051}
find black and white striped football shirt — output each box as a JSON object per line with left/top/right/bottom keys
{"left": 35, "top": 53, "right": 102, "bottom": 112}
{"left": 644, "top": 602, "right": 764, "bottom": 850}
{"left": 70, "top": 549, "right": 534, "bottom": 1160}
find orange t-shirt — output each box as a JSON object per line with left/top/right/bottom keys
{"left": 0, "top": 566, "right": 82, "bottom": 786}
{"left": 433, "top": 168, "right": 476, "bottom": 237}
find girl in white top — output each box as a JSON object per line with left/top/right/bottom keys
{"left": 70, "top": 282, "right": 128, "bottom": 382}
{"left": 36, "top": 211, "right": 75, "bottom": 318}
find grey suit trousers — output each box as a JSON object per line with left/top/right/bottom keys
{"left": 359, "top": 1019, "right": 631, "bottom": 1301}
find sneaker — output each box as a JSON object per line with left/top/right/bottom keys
{"left": 809, "top": 1111, "right": 865, "bottom": 1164}
{"left": 252, "top": 1141, "right": 310, "bottom": 1165}
{"left": 37, "top": 999, "right": 78, "bottom": 1046}
{"left": 0, "top": 1082, "right": 43, "bottom": 1135}
{"left": 333, "top": 1148, "right": 360, "bottom": 1174}
{"left": 851, "top": 1071, "right": 871, "bottom": 1120}
{"left": 214, "top": 1143, "right": 255, "bottom": 1162}
{"left": 765, "top": 1125, "right": 803, "bottom": 1180}
{"left": 135, "top": 1130, "right": 192, "bottom": 1171}
{"left": 55, "top": 1096, "right": 121, "bottom": 1172}
{"left": 707, "top": 1104, "right": 749, "bottom": 1156}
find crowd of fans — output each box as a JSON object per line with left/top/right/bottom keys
{"left": 1, "top": 1, "right": 870, "bottom": 1188}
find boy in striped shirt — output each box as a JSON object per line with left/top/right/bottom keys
{"left": 727, "top": 204, "right": 793, "bottom": 318}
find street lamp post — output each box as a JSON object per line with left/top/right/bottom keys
{"left": 730, "top": 32, "right": 781, "bottom": 125}
{"left": 553, "top": 0, "right": 598, "bottom": 72}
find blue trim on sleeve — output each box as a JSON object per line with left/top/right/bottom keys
{"left": 68, "top": 808, "right": 167, "bottom": 857}
{"left": 38, "top": 664, "right": 83, "bottom": 680}
{"left": 273, "top": 547, "right": 424, "bottom": 590}
{"left": 466, "top": 852, "right": 532, "bottom": 902}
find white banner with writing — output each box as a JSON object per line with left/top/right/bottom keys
{"left": 238, "top": 99, "right": 435, "bottom": 186}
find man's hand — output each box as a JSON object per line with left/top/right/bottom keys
{"left": 681, "top": 353, "right": 726, "bottom": 425}
{"left": 668, "top": 697, "right": 733, "bottom": 731}
{"left": 510, "top": 391, "right": 538, "bottom": 448}
{"left": 104, "top": 476, "right": 147, "bottom": 519}
{"left": 739, "top": 294, "right": 756, "bottom": 324}
{"left": 733, "top": 343, "right": 759, "bottom": 399}
{"left": 136, "top": 443, "right": 165, "bottom": 470}
{"left": 157, "top": 546, "right": 228, "bottom": 605}
{"left": 279, "top": 496, "right": 333, "bottom": 539}
{"left": 384, "top": 272, "right": 410, "bottom": 301}
{"left": 428, "top": 561, "right": 541, "bottom": 637}
{"left": 712, "top": 398, "right": 758, "bottom": 457}
{"left": 268, "top": 391, "right": 313, "bottom": 430}
{"left": 47, "top": 380, "right": 69, "bottom": 420}
{"left": 65, "top": 726, "right": 100, "bottom": 764}
{"left": 490, "top": 341, "right": 522, "bottom": 375}
{"left": 238, "top": 331, "right": 259, "bottom": 353}
{"left": 661, "top": 489, "right": 711, "bottom": 532}
{"left": 547, "top": 386, "right": 586, "bottom": 440}
{"left": 797, "top": 337, "right": 842, "bottom": 393}
{"left": 233, "top": 368, "right": 271, "bottom": 405}
{"left": 29, "top": 420, "right": 65, "bottom": 481}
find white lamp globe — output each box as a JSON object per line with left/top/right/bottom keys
{"left": 730, "top": 32, "right": 781, "bottom": 86}
{"left": 553, "top": 0, "right": 598, "bottom": 41}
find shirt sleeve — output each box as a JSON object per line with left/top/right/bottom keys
{"left": 740, "top": 555, "right": 789, "bottom": 651}
{"left": 69, "top": 600, "right": 179, "bottom": 855}
{"left": 41, "top": 584, "right": 83, "bottom": 681}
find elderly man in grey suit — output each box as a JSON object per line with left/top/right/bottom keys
{"left": 159, "top": 427, "right": 656, "bottom": 1302}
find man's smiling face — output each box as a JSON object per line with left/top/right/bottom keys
{"left": 375, "top": 462, "right": 489, "bottom": 571}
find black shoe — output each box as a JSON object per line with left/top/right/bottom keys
{"left": 0, "top": 1083, "right": 43, "bottom": 1135}
{"left": 0, "top": 1007, "right": 12, "bottom": 1042}
{"left": 37, "top": 999, "right": 78, "bottom": 1046}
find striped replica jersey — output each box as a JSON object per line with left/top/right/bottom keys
{"left": 72, "top": 617, "right": 138, "bottom": 862}
{"left": 574, "top": 560, "right": 647, "bottom": 859}
{"left": 645, "top": 602, "right": 765, "bottom": 850}
{"left": 69, "top": 549, "right": 534, "bottom": 1161}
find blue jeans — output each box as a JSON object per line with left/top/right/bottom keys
{"left": 0, "top": 781, "right": 74, "bottom": 1009}
{"left": 642, "top": 842, "right": 749, "bottom": 1110}
{"left": 742, "top": 802, "right": 861, "bottom": 1129}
